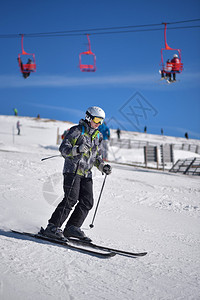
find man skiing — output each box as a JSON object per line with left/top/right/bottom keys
{"left": 43, "top": 106, "right": 112, "bottom": 242}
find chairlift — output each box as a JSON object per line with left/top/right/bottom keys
{"left": 79, "top": 34, "right": 96, "bottom": 72}
{"left": 160, "top": 23, "right": 183, "bottom": 75}
{"left": 18, "top": 34, "right": 36, "bottom": 74}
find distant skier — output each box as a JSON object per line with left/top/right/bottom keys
{"left": 14, "top": 108, "right": 18, "bottom": 116}
{"left": 43, "top": 106, "right": 112, "bottom": 242}
{"left": 16, "top": 120, "right": 21, "bottom": 135}
{"left": 116, "top": 128, "right": 121, "bottom": 140}
{"left": 98, "top": 122, "right": 110, "bottom": 161}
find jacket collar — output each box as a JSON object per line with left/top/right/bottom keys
{"left": 79, "top": 119, "right": 97, "bottom": 136}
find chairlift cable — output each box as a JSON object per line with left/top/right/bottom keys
{"left": 0, "top": 18, "right": 199, "bottom": 39}
{"left": 13, "top": 25, "right": 200, "bottom": 38}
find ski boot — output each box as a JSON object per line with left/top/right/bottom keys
{"left": 64, "top": 225, "right": 92, "bottom": 242}
{"left": 42, "top": 223, "right": 66, "bottom": 241}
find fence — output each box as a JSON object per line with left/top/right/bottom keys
{"left": 144, "top": 144, "right": 174, "bottom": 169}
{"left": 110, "top": 138, "right": 200, "bottom": 154}
{"left": 169, "top": 157, "right": 200, "bottom": 176}
{"left": 144, "top": 146, "right": 159, "bottom": 168}
{"left": 160, "top": 144, "right": 174, "bottom": 170}
{"left": 176, "top": 143, "right": 200, "bottom": 153}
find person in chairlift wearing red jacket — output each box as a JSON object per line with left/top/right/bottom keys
{"left": 171, "top": 54, "right": 181, "bottom": 81}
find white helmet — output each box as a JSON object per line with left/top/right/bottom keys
{"left": 173, "top": 54, "right": 178, "bottom": 58}
{"left": 85, "top": 106, "right": 105, "bottom": 122}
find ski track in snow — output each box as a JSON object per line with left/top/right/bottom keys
{"left": 0, "top": 115, "right": 200, "bottom": 300}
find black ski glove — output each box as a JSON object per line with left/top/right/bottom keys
{"left": 103, "top": 164, "right": 112, "bottom": 175}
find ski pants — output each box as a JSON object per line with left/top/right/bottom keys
{"left": 49, "top": 173, "right": 94, "bottom": 228}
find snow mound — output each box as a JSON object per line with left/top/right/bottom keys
{"left": 0, "top": 115, "right": 199, "bottom": 300}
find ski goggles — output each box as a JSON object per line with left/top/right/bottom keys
{"left": 92, "top": 116, "right": 104, "bottom": 125}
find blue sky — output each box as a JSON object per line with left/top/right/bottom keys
{"left": 0, "top": 0, "right": 200, "bottom": 139}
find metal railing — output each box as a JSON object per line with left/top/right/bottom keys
{"left": 110, "top": 138, "right": 200, "bottom": 154}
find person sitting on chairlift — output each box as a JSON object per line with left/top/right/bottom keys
{"left": 161, "top": 59, "right": 173, "bottom": 81}
{"left": 171, "top": 54, "right": 181, "bottom": 81}
{"left": 18, "top": 58, "right": 33, "bottom": 79}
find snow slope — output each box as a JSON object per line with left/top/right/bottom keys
{"left": 0, "top": 115, "right": 200, "bottom": 300}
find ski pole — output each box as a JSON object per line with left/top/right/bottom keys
{"left": 89, "top": 174, "right": 107, "bottom": 228}
{"left": 41, "top": 154, "right": 61, "bottom": 161}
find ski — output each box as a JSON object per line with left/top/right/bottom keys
{"left": 11, "top": 230, "right": 147, "bottom": 258}
{"left": 11, "top": 230, "right": 115, "bottom": 259}
{"left": 67, "top": 237, "right": 147, "bottom": 257}
{"left": 38, "top": 227, "right": 147, "bottom": 257}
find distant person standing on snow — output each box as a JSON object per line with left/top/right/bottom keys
{"left": 98, "top": 122, "right": 110, "bottom": 161}
{"left": 116, "top": 128, "right": 121, "bottom": 140}
{"left": 14, "top": 108, "right": 18, "bottom": 116}
{"left": 16, "top": 120, "right": 21, "bottom": 135}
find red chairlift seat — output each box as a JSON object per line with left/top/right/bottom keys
{"left": 160, "top": 23, "right": 183, "bottom": 74}
{"left": 79, "top": 34, "right": 96, "bottom": 72}
{"left": 18, "top": 34, "right": 36, "bottom": 73}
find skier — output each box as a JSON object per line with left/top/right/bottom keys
{"left": 13, "top": 108, "right": 18, "bottom": 116}
{"left": 98, "top": 122, "right": 110, "bottom": 161}
{"left": 16, "top": 120, "right": 21, "bottom": 135}
{"left": 43, "top": 106, "right": 112, "bottom": 242}
{"left": 116, "top": 128, "right": 121, "bottom": 140}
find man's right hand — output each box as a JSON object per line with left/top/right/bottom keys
{"left": 78, "top": 144, "right": 90, "bottom": 153}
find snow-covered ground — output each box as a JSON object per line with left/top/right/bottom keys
{"left": 0, "top": 115, "right": 199, "bottom": 300}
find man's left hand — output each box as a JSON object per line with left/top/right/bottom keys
{"left": 103, "top": 164, "right": 112, "bottom": 175}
